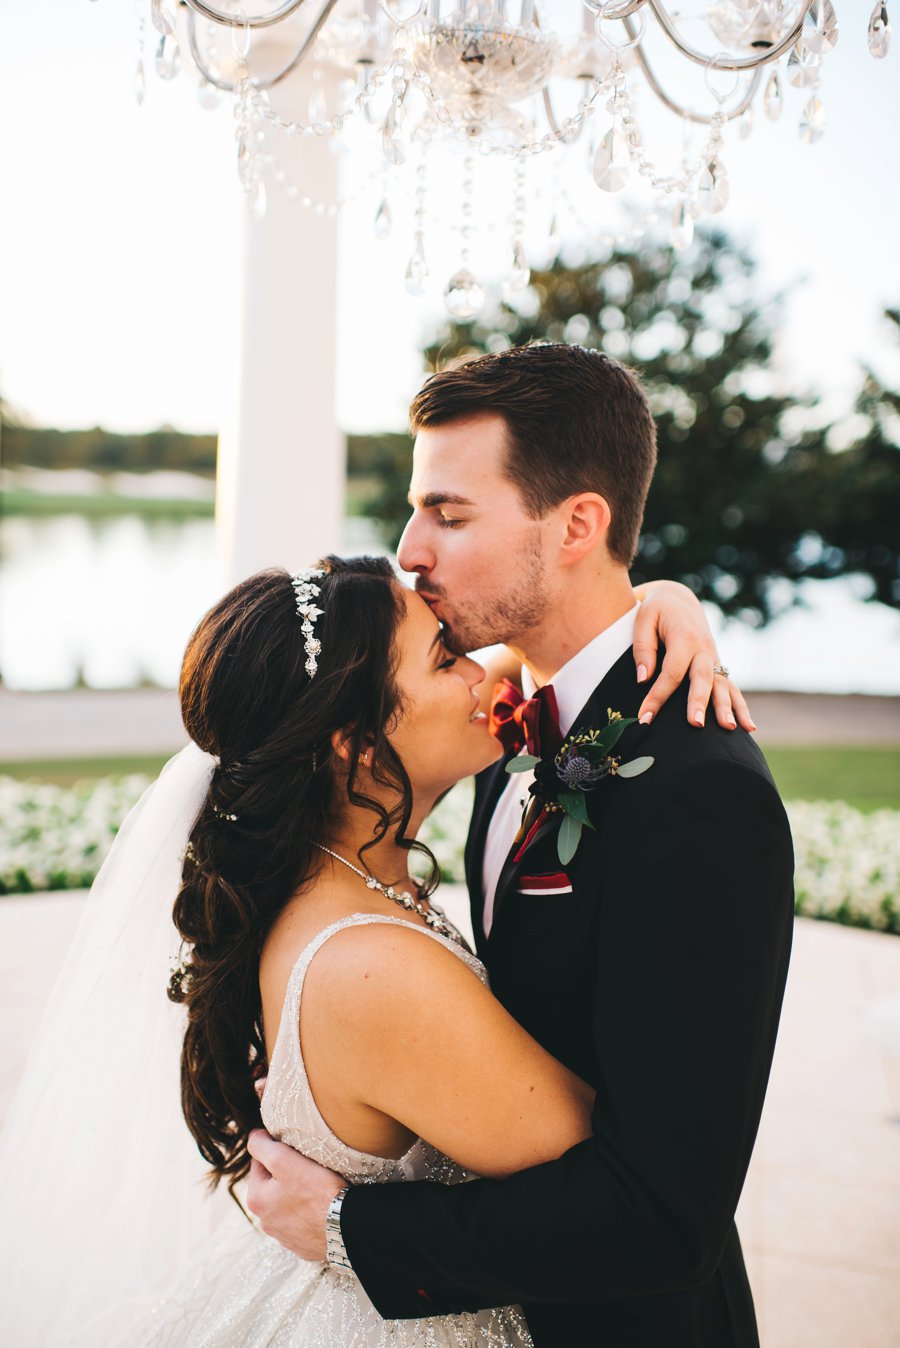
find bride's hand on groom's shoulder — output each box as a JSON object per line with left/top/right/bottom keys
{"left": 632, "top": 580, "right": 756, "bottom": 734}
{"left": 246, "top": 1128, "right": 344, "bottom": 1262}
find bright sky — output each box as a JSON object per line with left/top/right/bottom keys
{"left": 3, "top": 2, "right": 900, "bottom": 436}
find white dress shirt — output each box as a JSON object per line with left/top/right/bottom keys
{"left": 481, "top": 605, "right": 639, "bottom": 937}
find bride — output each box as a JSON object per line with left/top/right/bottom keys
{"left": 0, "top": 556, "right": 745, "bottom": 1347}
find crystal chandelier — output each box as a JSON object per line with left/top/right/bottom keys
{"left": 136, "top": 0, "right": 892, "bottom": 316}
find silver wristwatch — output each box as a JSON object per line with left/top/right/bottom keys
{"left": 325, "top": 1184, "right": 354, "bottom": 1272}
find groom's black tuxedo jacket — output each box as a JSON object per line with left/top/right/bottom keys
{"left": 342, "top": 648, "right": 794, "bottom": 1347}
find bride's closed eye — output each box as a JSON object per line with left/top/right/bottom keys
{"left": 438, "top": 653, "right": 458, "bottom": 671}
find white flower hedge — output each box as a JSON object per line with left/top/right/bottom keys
{"left": 786, "top": 799, "right": 899, "bottom": 935}
{"left": 1, "top": 775, "right": 897, "bottom": 935}
{"left": 0, "top": 774, "right": 152, "bottom": 895}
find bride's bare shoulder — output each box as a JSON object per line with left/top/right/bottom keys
{"left": 262, "top": 900, "right": 447, "bottom": 991}
{"left": 258, "top": 885, "right": 365, "bottom": 1052}
{"left": 257, "top": 879, "right": 454, "bottom": 1050}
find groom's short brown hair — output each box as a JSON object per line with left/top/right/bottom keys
{"left": 409, "top": 343, "right": 657, "bottom": 566}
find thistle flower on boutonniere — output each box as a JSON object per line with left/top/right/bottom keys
{"left": 506, "top": 708, "right": 654, "bottom": 865}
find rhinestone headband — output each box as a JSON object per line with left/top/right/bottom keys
{"left": 291, "top": 567, "right": 326, "bottom": 678}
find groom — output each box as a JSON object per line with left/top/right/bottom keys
{"left": 248, "top": 343, "right": 794, "bottom": 1347}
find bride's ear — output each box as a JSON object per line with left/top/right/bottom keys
{"left": 330, "top": 729, "right": 374, "bottom": 770}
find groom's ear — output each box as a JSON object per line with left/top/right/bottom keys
{"left": 558, "top": 492, "right": 612, "bottom": 566}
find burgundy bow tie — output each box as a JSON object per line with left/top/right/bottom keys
{"left": 489, "top": 678, "right": 563, "bottom": 760}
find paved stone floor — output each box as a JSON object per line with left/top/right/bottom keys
{"left": 2, "top": 887, "right": 898, "bottom": 1345}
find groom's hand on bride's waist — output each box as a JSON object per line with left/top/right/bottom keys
{"left": 247, "top": 1128, "right": 344, "bottom": 1263}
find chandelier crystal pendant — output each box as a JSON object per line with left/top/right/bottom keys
{"left": 129, "top": 0, "right": 891, "bottom": 317}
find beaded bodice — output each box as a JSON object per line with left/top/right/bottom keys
{"left": 260, "top": 912, "right": 487, "bottom": 1186}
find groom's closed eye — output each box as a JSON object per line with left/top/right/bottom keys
{"left": 409, "top": 491, "right": 475, "bottom": 528}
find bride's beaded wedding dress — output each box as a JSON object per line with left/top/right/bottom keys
{"left": 132, "top": 913, "right": 534, "bottom": 1348}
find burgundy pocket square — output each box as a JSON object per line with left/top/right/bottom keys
{"left": 517, "top": 871, "right": 573, "bottom": 896}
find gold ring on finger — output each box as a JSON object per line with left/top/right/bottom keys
{"left": 713, "top": 664, "right": 730, "bottom": 678}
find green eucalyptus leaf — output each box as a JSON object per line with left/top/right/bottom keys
{"left": 581, "top": 742, "right": 611, "bottom": 761}
{"left": 557, "top": 813, "right": 583, "bottom": 866}
{"left": 616, "top": 755, "right": 655, "bottom": 778}
{"left": 559, "top": 790, "right": 592, "bottom": 826}
{"left": 595, "top": 715, "right": 638, "bottom": 753}
{"left": 506, "top": 755, "right": 540, "bottom": 773}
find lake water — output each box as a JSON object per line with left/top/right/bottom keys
{"left": 0, "top": 508, "right": 386, "bottom": 691}
{"left": 1, "top": 501, "right": 898, "bottom": 694}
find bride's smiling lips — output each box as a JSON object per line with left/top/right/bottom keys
{"left": 468, "top": 691, "right": 487, "bottom": 727}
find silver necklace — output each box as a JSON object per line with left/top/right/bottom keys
{"left": 312, "top": 842, "right": 461, "bottom": 945}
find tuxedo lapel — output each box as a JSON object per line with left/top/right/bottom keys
{"left": 488, "top": 817, "right": 534, "bottom": 941}
{"left": 488, "top": 646, "right": 649, "bottom": 935}
{"left": 465, "top": 754, "right": 515, "bottom": 960}
{"left": 566, "top": 648, "right": 649, "bottom": 761}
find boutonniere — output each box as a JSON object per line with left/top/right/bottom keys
{"left": 506, "top": 709, "right": 654, "bottom": 865}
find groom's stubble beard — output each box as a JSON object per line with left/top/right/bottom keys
{"left": 432, "top": 535, "right": 552, "bottom": 656}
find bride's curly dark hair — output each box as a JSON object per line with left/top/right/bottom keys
{"left": 171, "top": 555, "right": 438, "bottom": 1199}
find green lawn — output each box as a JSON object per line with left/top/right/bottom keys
{"left": 0, "top": 754, "right": 173, "bottom": 786}
{"left": 763, "top": 746, "right": 900, "bottom": 813}
{"left": 2, "top": 489, "right": 213, "bottom": 518}
{"left": 1, "top": 746, "right": 898, "bottom": 811}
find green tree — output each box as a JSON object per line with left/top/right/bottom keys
{"left": 361, "top": 232, "right": 899, "bottom": 623}
{"left": 0, "top": 421, "right": 217, "bottom": 476}
{"left": 808, "top": 307, "right": 900, "bottom": 610}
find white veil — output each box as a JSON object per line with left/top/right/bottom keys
{"left": 0, "top": 743, "right": 239, "bottom": 1346}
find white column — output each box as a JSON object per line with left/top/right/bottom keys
{"left": 216, "top": 66, "right": 345, "bottom": 587}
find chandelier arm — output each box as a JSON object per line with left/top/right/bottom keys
{"left": 185, "top": 0, "right": 342, "bottom": 92}
{"left": 624, "top": 16, "right": 761, "bottom": 123}
{"left": 186, "top": 13, "right": 239, "bottom": 90}
{"left": 181, "top": 0, "right": 314, "bottom": 30}
{"left": 644, "top": 0, "right": 817, "bottom": 71}
{"left": 583, "top": 0, "right": 648, "bottom": 18}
